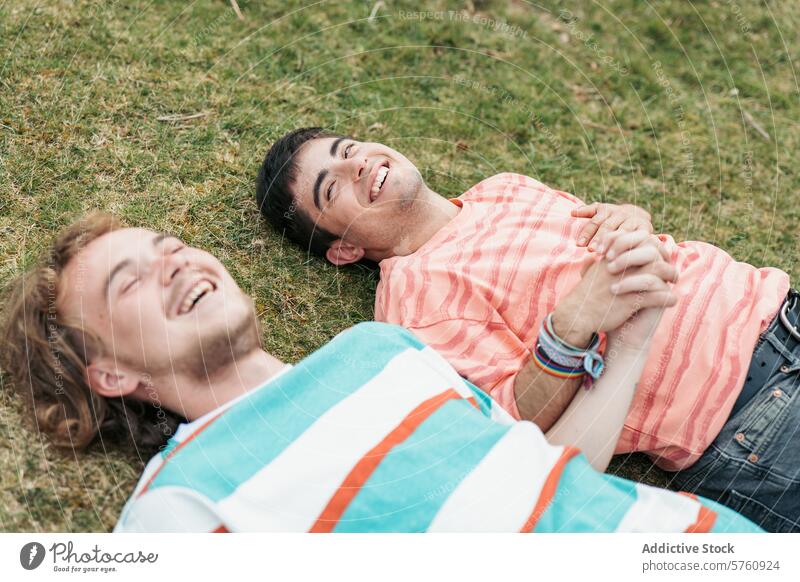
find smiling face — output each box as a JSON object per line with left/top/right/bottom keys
{"left": 291, "top": 136, "right": 429, "bottom": 260}
{"left": 57, "top": 228, "right": 260, "bottom": 382}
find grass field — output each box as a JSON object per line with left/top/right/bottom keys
{"left": 0, "top": 0, "right": 798, "bottom": 532}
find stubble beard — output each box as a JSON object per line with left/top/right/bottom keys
{"left": 150, "top": 295, "right": 263, "bottom": 384}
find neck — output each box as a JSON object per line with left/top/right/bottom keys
{"left": 155, "top": 349, "right": 286, "bottom": 421}
{"left": 369, "top": 187, "right": 460, "bottom": 261}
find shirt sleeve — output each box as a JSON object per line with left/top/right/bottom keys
{"left": 408, "top": 318, "right": 530, "bottom": 420}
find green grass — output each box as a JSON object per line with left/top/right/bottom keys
{"left": 0, "top": 0, "right": 797, "bottom": 531}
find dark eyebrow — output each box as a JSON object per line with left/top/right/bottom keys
{"left": 312, "top": 138, "right": 347, "bottom": 210}
{"left": 313, "top": 169, "right": 328, "bottom": 211}
{"left": 329, "top": 136, "right": 346, "bottom": 156}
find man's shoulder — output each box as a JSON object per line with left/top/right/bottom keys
{"left": 461, "top": 172, "right": 549, "bottom": 198}
{"left": 460, "top": 172, "right": 583, "bottom": 207}
{"left": 327, "top": 322, "right": 426, "bottom": 352}
{"left": 291, "top": 321, "right": 439, "bottom": 377}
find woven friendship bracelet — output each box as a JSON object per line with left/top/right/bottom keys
{"left": 533, "top": 313, "right": 605, "bottom": 386}
{"left": 532, "top": 343, "right": 586, "bottom": 379}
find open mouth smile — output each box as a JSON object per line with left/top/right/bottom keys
{"left": 176, "top": 278, "right": 217, "bottom": 316}
{"left": 369, "top": 162, "right": 390, "bottom": 203}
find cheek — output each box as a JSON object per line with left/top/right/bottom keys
{"left": 217, "top": 279, "right": 249, "bottom": 307}
{"left": 400, "top": 165, "right": 422, "bottom": 188}
{"left": 114, "top": 294, "right": 167, "bottom": 339}
{"left": 322, "top": 201, "right": 356, "bottom": 231}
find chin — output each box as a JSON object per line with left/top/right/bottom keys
{"left": 179, "top": 310, "right": 261, "bottom": 380}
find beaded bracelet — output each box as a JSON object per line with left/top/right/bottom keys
{"left": 533, "top": 313, "right": 605, "bottom": 386}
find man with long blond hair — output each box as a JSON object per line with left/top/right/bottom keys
{"left": 0, "top": 214, "right": 760, "bottom": 532}
{"left": 1, "top": 214, "right": 183, "bottom": 452}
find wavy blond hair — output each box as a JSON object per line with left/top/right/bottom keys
{"left": 1, "top": 213, "right": 181, "bottom": 452}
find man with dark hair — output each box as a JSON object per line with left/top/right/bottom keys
{"left": 256, "top": 127, "right": 342, "bottom": 257}
{"left": 1, "top": 215, "right": 759, "bottom": 532}
{"left": 256, "top": 127, "right": 800, "bottom": 532}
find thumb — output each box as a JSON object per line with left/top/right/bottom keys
{"left": 571, "top": 203, "right": 598, "bottom": 218}
{"left": 580, "top": 254, "right": 600, "bottom": 276}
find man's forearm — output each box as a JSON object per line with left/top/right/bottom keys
{"left": 544, "top": 341, "right": 649, "bottom": 471}
{"left": 513, "top": 307, "right": 596, "bottom": 430}
{"left": 513, "top": 361, "right": 583, "bottom": 431}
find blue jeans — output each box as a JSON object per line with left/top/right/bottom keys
{"left": 672, "top": 314, "right": 800, "bottom": 532}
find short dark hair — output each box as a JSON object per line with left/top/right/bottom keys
{"left": 256, "top": 127, "right": 341, "bottom": 257}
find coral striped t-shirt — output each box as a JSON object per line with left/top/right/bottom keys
{"left": 374, "top": 173, "right": 789, "bottom": 471}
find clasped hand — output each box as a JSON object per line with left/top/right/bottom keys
{"left": 553, "top": 230, "right": 678, "bottom": 348}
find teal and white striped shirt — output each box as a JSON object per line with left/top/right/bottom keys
{"left": 115, "top": 323, "right": 760, "bottom": 533}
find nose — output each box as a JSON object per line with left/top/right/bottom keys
{"left": 335, "top": 156, "right": 368, "bottom": 182}
{"left": 354, "top": 156, "right": 368, "bottom": 181}
{"left": 159, "top": 249, "right": 188, "bottom": 286}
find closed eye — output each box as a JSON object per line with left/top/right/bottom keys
{"left": 122, "top": 277, "right": 139, "bottom": 294}
{"left": 326, "top": 142, "right": 354, "bottom": 204}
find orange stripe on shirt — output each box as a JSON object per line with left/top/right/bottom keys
{"left": 309, "top": 389, "right": 463, "bottom": 533}
{"left": 520, "top": 446, "right": 581, "bottom": 532}
{"left": 138, "top": 411, "right": 225, "bottom": 496}
{"left": 685, "top": 506, "right": 717, "bottom": 533}
{"left": 679, "top": 493, "right": 717, "bottom": 533}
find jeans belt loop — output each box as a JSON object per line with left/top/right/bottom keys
{"left": 732, "top": 290, "right": 800, "bottom": 418}
{"left": 779, "top": 291, "right": 800, "bottom": 340}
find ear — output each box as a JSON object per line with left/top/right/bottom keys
{"left": 325, "top": 239, "right": 365, "bottom": 266}
{"left": 85, "top": 358, "right": 142, "bottom": 399}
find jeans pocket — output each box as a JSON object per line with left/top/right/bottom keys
{"left": 727, "top": 489, "right": 800, "bottom": 533}
{"left": 732, "top": 382, "right": 792, "bottom": 455}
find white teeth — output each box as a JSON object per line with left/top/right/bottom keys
{"left": 179, "top": 280, "right": 214, "bottom": 315}
{"left": 372, "top": 166, "right": 388, "bottom": 194}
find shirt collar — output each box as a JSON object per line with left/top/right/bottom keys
{"left": 173, "top": 364, "right": 294, "bottom": 441}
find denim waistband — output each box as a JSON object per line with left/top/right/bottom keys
{"left": 732, "top": 289, "right": 800, "bottom": 417}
